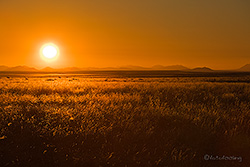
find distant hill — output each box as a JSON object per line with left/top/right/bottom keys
{"left": 0, "top": 65, "right": 9, "bottom": 71}
{"left": 238, "top": 64, "right": 250, "bottom": 71}
{"left": 191, "top": 67, "right": 214, "bottom": 72}
{"left": 41, "top": 67, "right": 57, "bottom": 72}
{"left": 0, "top": 65, "right": 38, "bottom": 72}
{"left": 152, "top": 65, "right": 189, "bottom": 70}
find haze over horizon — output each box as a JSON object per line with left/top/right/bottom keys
{"left": 0, "top": 0, "right": 249, "bottom": 69}
{"left": 1, "top": 64, "right": 250, "bottom": 72}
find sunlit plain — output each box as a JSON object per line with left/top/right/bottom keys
{"left": 1, "top": 75, "right": 250, "bottom": 166}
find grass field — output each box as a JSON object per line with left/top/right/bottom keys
{"left": 0, "top": 72, "right": 250, "bottom": 166}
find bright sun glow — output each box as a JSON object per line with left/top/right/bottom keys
{"left": 40, "top": 43, "right": 59, "bottom": 62}
{"left": 43, "top": 46, "right": 57, "bottom": 58}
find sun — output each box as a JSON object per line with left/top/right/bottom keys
{"left": 43, "top": 45, "right": 57, "bottom": 58}
{"left": 40, "top": 43, "right": 59, "bottom": 62}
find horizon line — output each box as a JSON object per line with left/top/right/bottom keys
{"left": 1, "top": 64, "right": 250, "bottom": 72}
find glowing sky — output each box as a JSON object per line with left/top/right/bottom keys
{"left": 0, "top": 0, "right": 249, "bottom": 69}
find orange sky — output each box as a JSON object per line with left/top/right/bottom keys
{"left": 0, "top": 0, "right": 250, "bottom": 69}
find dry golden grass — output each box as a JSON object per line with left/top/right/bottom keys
{"left": 0, "top": 76, "right": 250, "bottom": 166}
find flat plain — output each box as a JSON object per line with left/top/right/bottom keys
{"left": 0, "top": 71, "right": 250, "bottom": 167}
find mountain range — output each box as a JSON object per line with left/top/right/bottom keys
{"left": 0, "top": 64, "right": 250, "bottom": 72}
